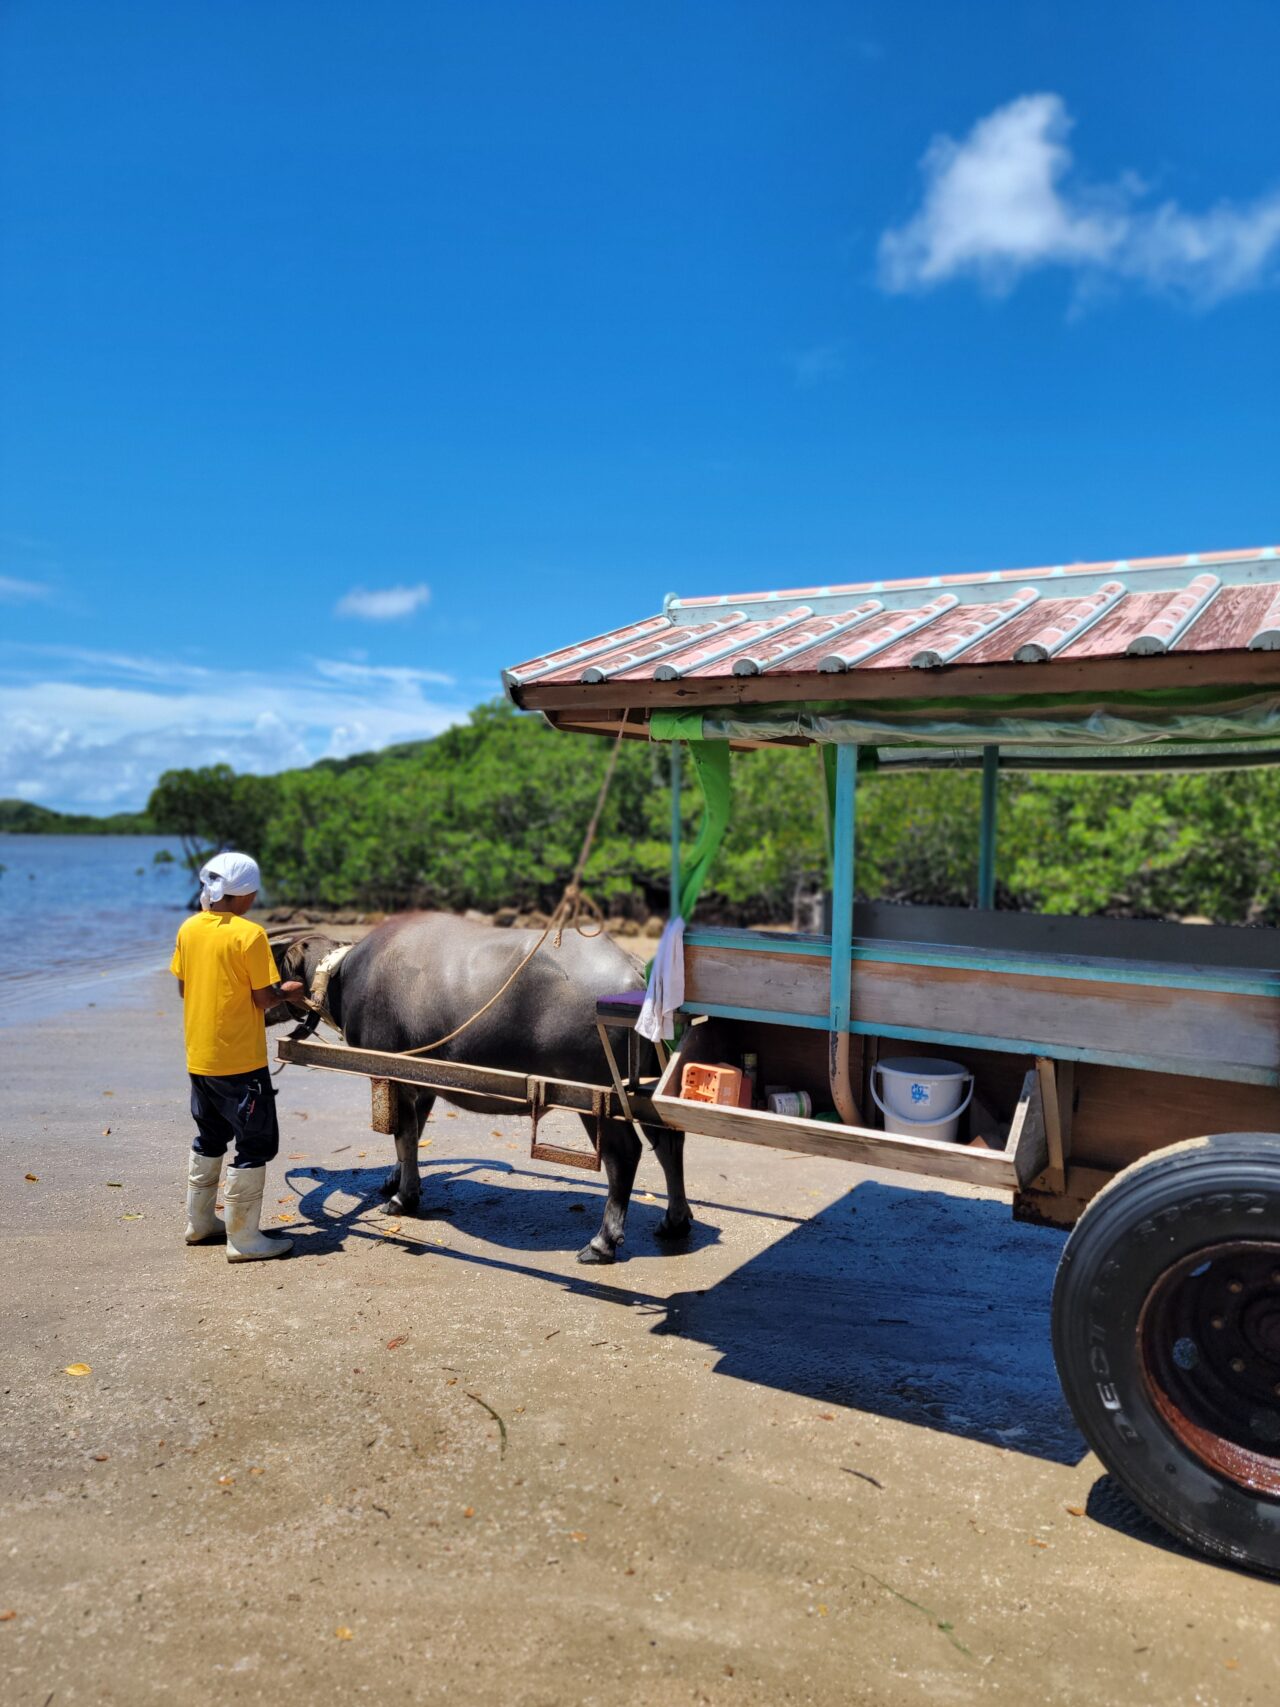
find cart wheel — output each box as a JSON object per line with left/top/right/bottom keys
{"left": 1051, "top": 1133, "right": 1280, "bottom": 1576}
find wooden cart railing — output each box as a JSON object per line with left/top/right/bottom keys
{"left": 641, "top": 916, "right": 1280, "bottom": 1226}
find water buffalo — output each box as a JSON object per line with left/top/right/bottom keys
{"left": 270, "top": 912, "right": 691, "bottom": 1263}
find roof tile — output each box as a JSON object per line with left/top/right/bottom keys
{"left": 505, "top": 546, "right": 1280, "bottom": 701}
{"left": 1125, "top": 574, "right": 1221, "bottom": 656}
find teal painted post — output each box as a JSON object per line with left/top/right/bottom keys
{"left": 829, "top": 744, "right": 858, "bottom": 1034}
{"left": 669, "top": 740, "right": 683, "bottom": 918}
{"left": 978, "top": 745, "right": 999, "bottom": 909}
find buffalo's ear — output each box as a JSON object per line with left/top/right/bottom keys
{"left": 270, "top": 936, "right": 301, "bottom": 983}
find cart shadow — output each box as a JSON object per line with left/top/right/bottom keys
{"left": 654, "top": 1178, "right": 1085, "bottom": 1467}
{"left": 1082, "top": 1475, "right": 1202, "bottom": 1561}
{"left": 1079, "top": 1474, "right": 1277, "bottom": 1577}
{"left": 285, "top": 1158, "right": 1082, "bottom": 1466}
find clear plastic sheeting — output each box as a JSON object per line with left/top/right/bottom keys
{"left": 867, "top": 744, "right": 1280, "bottom": 775}
{"left": 649, "top": 690, "right": 1280, "bottom": 770}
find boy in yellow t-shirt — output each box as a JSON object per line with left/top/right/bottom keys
{"left": 170, "top": 852, "right": 304, "bottom": 1262}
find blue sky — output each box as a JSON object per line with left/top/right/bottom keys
{"left": 2, "top": 0, "right": 1278, "bottom": 810}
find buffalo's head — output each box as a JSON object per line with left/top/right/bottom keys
{"left": 264, "top": 931, "right": 330, "bottom": 1028}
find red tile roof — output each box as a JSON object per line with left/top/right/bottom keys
{"left": 505, "top": 548, "right": 1280, "bottom": 705}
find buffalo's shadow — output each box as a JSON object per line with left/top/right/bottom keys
{"left": 284, "top": 1153, "right": 721, "bottom": 1257}
{"left": 655, "top": 1178, "right": 1084, "bottom": 1467}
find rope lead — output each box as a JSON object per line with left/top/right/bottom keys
{"left": 400, "top": 712, "right": 630, "bottom": 1058}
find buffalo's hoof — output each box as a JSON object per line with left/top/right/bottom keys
{"left": 577, "top": 1241, "right": 617, "bottom": 1265}
{"left": 654, "top": 1213, "right": 693, "bottom": 1245}
{"left": 384, "top": 1193, "right": 423, "bottom": 1218}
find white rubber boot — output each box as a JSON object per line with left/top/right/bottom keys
{"left": 223, "top": 1166, "right": 293, "bottom": 1262}
{"left": 185, "top": 1151, "right": 225, "bottom": 1245}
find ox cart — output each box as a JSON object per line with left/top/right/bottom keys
{"left": 281, "top": 544, "right": 1280, "bottom": 1576}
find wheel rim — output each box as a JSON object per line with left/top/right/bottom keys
{"left": 1138, "top": 1240, "right": 1280, "bottom": 1498}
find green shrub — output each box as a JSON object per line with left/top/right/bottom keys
{"left": 145, "top": 702, "right": 1279, "bottom": 925}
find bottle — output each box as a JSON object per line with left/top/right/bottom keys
{"left": 740, "top": 1051, "right": 758, "bottom": 1109}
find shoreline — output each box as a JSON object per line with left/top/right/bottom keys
{"left": 0, "top": 907, "right": 665, "bottom": 1031}
{"left": 0, "top": 900, "right": 662, "bottom": 1037}
{"left": 0, "top": 953, "right": 175, "bottom": 1028}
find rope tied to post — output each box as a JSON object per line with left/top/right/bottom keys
{"left": 399, "top": 712, "right": 630, "bottom": 1058}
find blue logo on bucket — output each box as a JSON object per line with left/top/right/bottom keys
{"left": 910, "top": 1082, "right": 929, "bottom": 1104}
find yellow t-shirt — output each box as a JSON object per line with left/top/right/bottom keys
{"left": 170, "top": 912, "right": 280, "bottom": 1077}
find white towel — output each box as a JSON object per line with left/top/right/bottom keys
{"left": 637, "top": 916, "right": 685, "bottom": 1044}
{"left": 199, "top": 851, "right": 262, "bottom": 908}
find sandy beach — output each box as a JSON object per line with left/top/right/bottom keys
{"left": 3, "top": 972, "right": 1278, "bottom": 1706}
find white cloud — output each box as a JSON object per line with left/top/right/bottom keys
{"left": 312, "top": 658, "right": 455, "bottom": 688}
{"left": 335, "top": 582, "right": 431, "bottom": 621}
{"left": 0, "top": 575, "right": 52, "bottom": 603}
{"left": 12, "top": 643, "right": 211, "bottom": 682}
{"left": 878, "top": 93, "right": 1280, "bottom": 306}
{"left": 0, "top": 652, "right": 471, "bottom": 811}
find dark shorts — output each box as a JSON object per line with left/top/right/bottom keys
{"left": 189, "top": 1068, "right": 280, "bottom": 1169}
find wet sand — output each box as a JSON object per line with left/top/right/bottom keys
{"left": 2, "top": 973, "right": 1277, "bottom": 1705}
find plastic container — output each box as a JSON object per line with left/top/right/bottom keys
{"left": 870, "top": 1057, "right": 974, "bottom": 1144}
{"left": 681, "top": 1061, "right": 744, "bottom": 1106}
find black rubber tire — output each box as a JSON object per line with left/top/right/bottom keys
{"left": 1051, "top": 1133, "right": 1280, "bottom": 1577}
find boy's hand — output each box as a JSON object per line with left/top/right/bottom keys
{"left": 253, "top": 979, "right": 308, "bottom": 1012}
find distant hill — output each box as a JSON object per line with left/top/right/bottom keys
{"left": 0, "top": 798, "right": 157, "bottom": 835}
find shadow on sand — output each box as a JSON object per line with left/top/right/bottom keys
{"left": 282, "top": 1153, "right": 1085, "bottom": 1469}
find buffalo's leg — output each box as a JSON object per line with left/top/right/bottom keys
{"left": 383, "top": 1089, "right": 434, "bottom": 1216}
{"left": 648, "top": 1127, "right": 693, "bottom": 1242}
{"left": 577, "top": 1119, "right": 642, "bottom": 1265}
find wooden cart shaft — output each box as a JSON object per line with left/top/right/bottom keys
{"left": 275, "top": 1034, "right": 659, "bottom": 1128}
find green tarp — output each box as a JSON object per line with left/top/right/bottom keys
{"left": 674, "top": 740, "right": 731, "bottom": 920}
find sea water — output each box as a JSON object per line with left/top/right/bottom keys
{"left": 0, "top": 833, "right": 190, "bottom": 1023}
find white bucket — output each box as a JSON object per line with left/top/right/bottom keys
{"left": 870, "top": 1056, "right": 974, "bottom": 1145}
